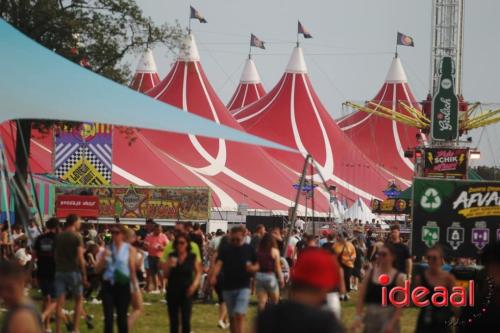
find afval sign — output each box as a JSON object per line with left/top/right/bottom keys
{"left": 431, "top": 56, "right": 459, "bottom": 141}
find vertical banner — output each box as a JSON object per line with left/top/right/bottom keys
{"left": 55, "top": 123, "right": 112, "bottom": 185}
{"left": 412, "top": 178, "right": 500, "bottom": 258}
{"left": 431, "top": 56, "right": 459, "bottom": 141}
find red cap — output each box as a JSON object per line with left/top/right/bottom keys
{"left": 291, "top": 248, "right": 340, "bottom": 290}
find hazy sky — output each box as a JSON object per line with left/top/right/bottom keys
{"left": 134, "top": 0, "right": 500, "bottom": 167}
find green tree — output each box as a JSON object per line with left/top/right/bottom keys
{"left": 0, "top": 0, "right": 183, "bottom": 224}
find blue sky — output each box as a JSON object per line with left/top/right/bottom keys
{"left": 134, "top": 0, "right": 500, "bottom": 166}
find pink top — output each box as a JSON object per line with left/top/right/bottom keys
{"left": 144, "top": 233, "right": 169, "bottom": 257}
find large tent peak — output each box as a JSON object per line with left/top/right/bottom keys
{"left": 240, "top": 58, "right": 262, "bottom": 83}
{"left": 178, "top": 33, "right": 200, "bottom": 62}
{"left": 385, "top": 56, "right": 408, "bottom": 83}
{"left": 135, "top": 48, "right": 158, "bottom": 73}
{"left": 285, "top": 46, "right": 308, "bottom": 74}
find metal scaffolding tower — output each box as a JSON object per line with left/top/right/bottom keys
{"left": 430, "top": 0, "right": 465, "bottom": 96}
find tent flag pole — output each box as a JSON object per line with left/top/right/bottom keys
{"left": 0, "top": 136, "right": 13, "bottom": 244}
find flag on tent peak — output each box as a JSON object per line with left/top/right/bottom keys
{"left": 190, "top": 6, "right": 207, "bottom": 23}
{"left": 298, "top": 21, "right": 312, "bottom": 38}
{"left": 397, "top": 32, "right": 414, "bottom": 47}
{"left": 250, "top": 34, "right": 265, "bottom": 49}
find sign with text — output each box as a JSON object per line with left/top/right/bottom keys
{"left": 56, "top": 195, "right": 100, "bottom": 218}
{"left": 412, "top": 178, "right": 500, "bottom": 258}
{"left": 371, "top": 198, "right": 411, "bottom": 214}
{"left": 55, "top": 185, "right": 211, "bottom": 220}
{"left": 431, "top": 56, "right": 459, "bottom": 141}
{"left": 423, "top": 148, "right": 468, "bottom": 179}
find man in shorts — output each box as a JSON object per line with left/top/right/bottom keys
{"left": 210, "top": 226, "right": 258, "bottom": 333}
{"left": 54, "top": 214, "right": 88, "bottom": 333}
{"left": 144, "top": 223, "right": 168, "bottom": 293}
{"left": 33, "top": 217, "right": 59, "bottom": 331}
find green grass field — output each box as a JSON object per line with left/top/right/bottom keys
{"left": 11, "top": 290, "right": 419, "bottom": 333}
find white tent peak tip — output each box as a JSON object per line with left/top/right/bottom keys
{"left": 178, "top": 33, "right": 200, "bottom": 62}
{"left": 285, "top": 46, "right": 308, "bottom": 74}
{"left": 135, "top": 48, "right": 158, "bottom": 73}
{"left": 385, "top": 56, "right": 408, "bottom": 83}
{"left": 240, "top": 58, "right": 262, "bottom": 83}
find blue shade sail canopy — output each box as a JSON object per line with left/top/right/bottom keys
{"left": 0, "top": 19, "right": 296, "bottom": 153}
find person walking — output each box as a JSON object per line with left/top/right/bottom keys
{"left": 0, "top": 260, "right": 43, "bottom": 333}
{"left": 333, "top": 232, "right": 356, "bottom": 301}
{"left": 126, "top": 229, "right": 144, "bottom": 330}
{"left": 255, "top": 233, "right": 284, "bottom": 311}
{"left": 414, "top": 245, "right": 456, "bottom": 333}
{"left": 387, "top": 225, "right": 412, "bottom": 279}
{"left": 210, "top": 226, "right": 259, "bottom": 333}
{"left": 163, "top": 233, "right": 202, "bottom": 333}
{"left": 351, "top": 244, "right": 404, "bottom": 333}
{"left": 33, "top": 217, "right": 59, "bottom": 332}
{"left": 144, "top": 223, "right": 168, "bottom": 293}
{"left": 96, "top": 224, "right": 138, "bottom": 333}
{"left": 255, "top": 248, "right": 344, "bottom": 333}
{"left": 54, "top": 214, "right": 88, "bottom": 333}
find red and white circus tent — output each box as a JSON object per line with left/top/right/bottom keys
{"left": 337, "top": 56, "right": 419, "bottom": 183}
{"left": 234, "top": 46, "right": 397, "bottom": 203}
{"left": 123, "top": 34, "right": 319, "bottom": 212}
{"left": 129, "top": 48, "right": 160, "bottom": 93}
{"left": 227, "top": 57, "right": 266, "bottom": 112}
{"left": 0, "top": 122, "right": 53, "bottom": 174}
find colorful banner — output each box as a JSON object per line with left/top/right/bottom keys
{"left": 55, "top": 185, "right": 211, "bottom": 221}
{"left": 423, "top": 148, "right": 468, "bottom": 179}
{"left": 412, "top": 178, "right": 500, "bottom": 258}
{"left": 56, "top": 195, "right": 99, "bottom": 218}
{"left": 371, "top": 198, "right": 411, "bottom": 214}
{"left": 54, "top": 123, "right": 112, "bottom": 185}
{"left": 431, "top": 56, "right": 459, "bottom": 141}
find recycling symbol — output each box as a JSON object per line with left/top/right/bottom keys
{"left": 422, "top": 226, "right": 440, "bottom": 247}
{"left": 420, "top": 188, "right": 442, "bottom": 212}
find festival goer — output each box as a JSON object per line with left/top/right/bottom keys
{"left": 250, "top": 224, "right": 266, "bottom": 250}
{"left": 33, "top": 217, "right": 59, "bottom": 331}
{"left": 351, "top": 244, "right": 404, "bottom": 333}
{"left": 387, "top": 225, "right": 412, "bottom": 279}
{"left": 0, "top": 224, "right": 12, "bottom": 259}
{"left": 144, "top": 223, "right": 168, "bottom": 293}
{"left": 211, "top": 235, "right": 229, "bottom": 329}
{"left": 414, "top": 245, "right": 455, "bottom": 333}
{"left": 255, "top": 248, "right": 344, "bottom": 333}
{"left": 458, "top": 240, "right": 500, "bottom": 332}
{"left": 0, "top": 260, "right": 43, "bottom": 333}
{"left": 96, "top": 224, "right": 138, "bottom": 333}
{"left": 255, "top": 233, "right": 284, "bottom": 311}
{"left": 126, "top": 228, "right": 144, "bottom": 330}
{"left": 333, "top": 232, "right": 356, "bottom": 301}
{"left": 163, "top": 232, "right": 202, "bottom": 333}
{"left": 54, "top": 214, "right": 88, "bottom": 333}
{"left": 210, "top": 226, "right": 259, "bottom": 333}
{"left": 351, "top": 238, "right": 365, "bottom": 291}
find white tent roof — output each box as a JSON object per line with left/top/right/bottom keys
{"left": 346, "top": 198, "right": 377, "bottom": 223}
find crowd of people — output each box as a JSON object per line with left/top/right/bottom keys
{"left": 0, "top": 215, "right": 499, "bottom": 333}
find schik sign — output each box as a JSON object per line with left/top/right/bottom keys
{"left": 431, "top": 57, "right": 459, "bottom": 141}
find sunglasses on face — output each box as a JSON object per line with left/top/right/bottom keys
{"left": 231, "top": 237, "right": 243, "bottom": 244}
{"left": 111, "top": 230, "right": 121, "bottom": 235}
{"left": 426, "top": 255, "right": 439, "bottom": 261}
{"left": 177, "top": 241, "right": 187, "bottom": 245}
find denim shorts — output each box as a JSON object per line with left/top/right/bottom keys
{"left": 55, "top": 271, "right": 83, "bottom": 298}
{"left": 222, "top": 288, "right": 251, "bottom": 316}
{"left": 255, "top": 272, "right": 278, "bottom": 294}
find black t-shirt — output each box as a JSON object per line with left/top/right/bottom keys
{"left": 217, "top": 243, "right": 257, "bottom": 290}
{"left": 390, "top": 241, "right": 411, "bottom": 273}
{"left": 167, "top": 252, "right": 196, "bottom": 294}
{"left": 34, "top": 232, "right": 57, "bottom": 279}
{"left": 256, "top": 300, "right": 345, "bottom": 333}
{"left": 189, "top": 232, "right": 204, "bottom": 257}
